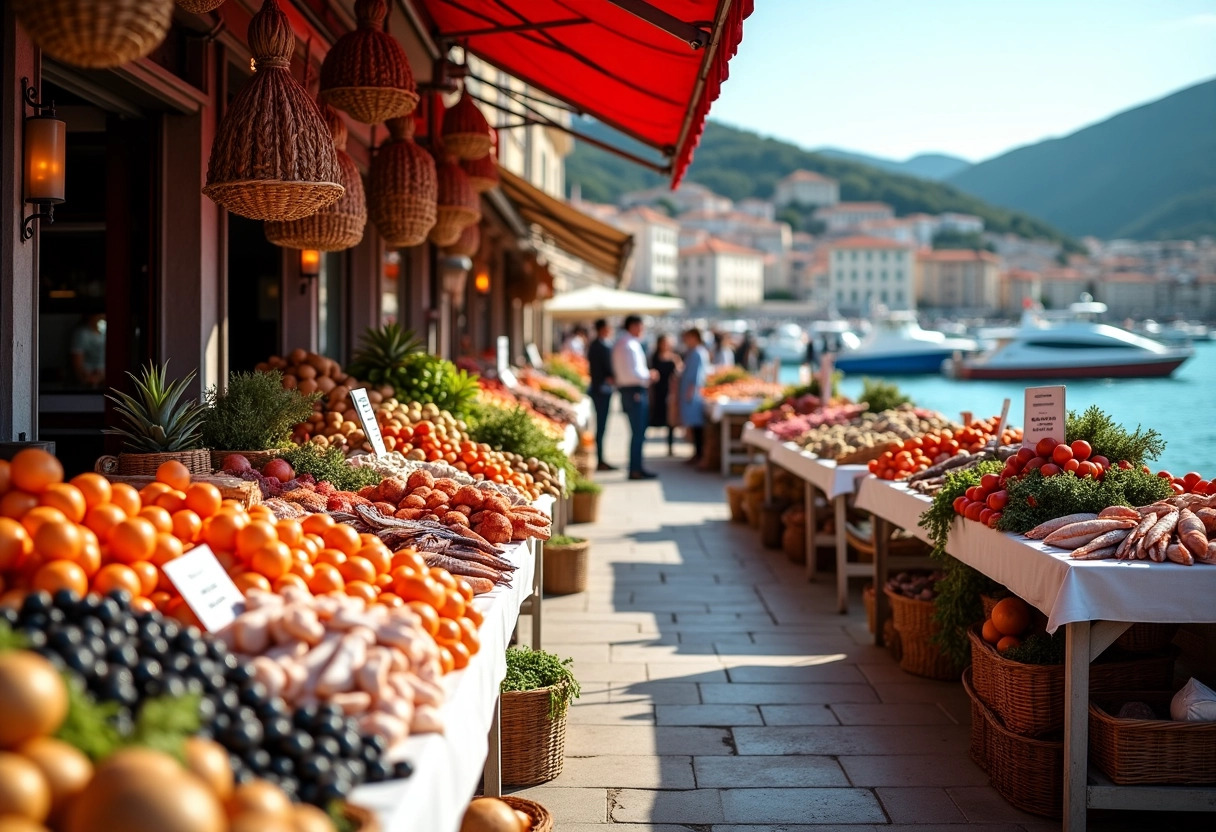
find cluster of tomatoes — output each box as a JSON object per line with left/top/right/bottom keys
{"left": 869, "top": 418, "right": 1024, "bottom": 481}
{"left": 999, "top": 438, "right": 1114, "bottom": 482}
{"left": 1155, "top": 469, "right": 1216, "bottom": 496}
{"left": 953, "top": 472, "right": 1009, "bottom": 529}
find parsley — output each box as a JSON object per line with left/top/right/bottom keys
{"left": 280, "top": 443, "right": 382, "bottom": 492}
{"left": 1066, "top": 405, "right": 1165, "bottom": 465}
{"left": 996, "top": 466, "right": 1173, "bottom": 534}
{"left": 502, "top": 647, "right": 581, "bottom": 719}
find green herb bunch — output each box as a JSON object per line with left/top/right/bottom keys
{"left": 572, "top": 477, "right": 602, "bottom": 495}
{"left": 1002, "top": 631, "right": 1066, "bottom": 665}
{"left": 201, "top": 370, "right": 320, "bottom": 451}
{"left": 543, "top": 357, "right": 588, "bottom": 388}
{"left": 1066, "top": 405, "right": 1165, "bottom": 466}
{"left": 860, "top": 378, "right": 912, "bottom": 413}
{"left": 502, "top": 647, "right": 581, "bottom": 719}
{"left": 280, "top": 444, "right": 382, "bottom": 492}
{"left": 996, "top": 466, "right": 1173, "bottom": 534}
{"left": 548, "top": 535, "right": 586, "bottom": 546}
{"left": 469, "top": 406, "right": 574, "bottom": 482}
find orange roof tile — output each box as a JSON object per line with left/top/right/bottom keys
{"left": 827, "top": 235, "right": 913, "bottom": 250}
{"left": 679, "top": 237, "right": 765, "bottom": 258}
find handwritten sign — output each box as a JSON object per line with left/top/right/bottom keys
{"left": 350, "top": 388, "right": 387, "bottom": 457}
{"left": 1023, "top": 385, "right": 1066, "bottom": 449}
{"left": 162, "top": 544, "right": 245, "bottom": 632}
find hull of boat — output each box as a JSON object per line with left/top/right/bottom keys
{"left": 834, "top": 350, "right": 956, "bottom": 374}
{"left": 950, "top": 356, "right": 1188, "bottom": 380}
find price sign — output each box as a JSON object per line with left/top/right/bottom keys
{"left": 525, "top": 343, "right": 543, "bottom": 367}
{"left": 162, "top": 544, "right": 245, "bottom": 633}
{"left": 1023, "top": 385, "right": 1066, "bottom": 449}
{"left": 350, "top": 388, "right": 388, "bottom": 457}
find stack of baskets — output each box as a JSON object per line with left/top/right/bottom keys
{"left": 883, "top": 587, "right": 960, "bottom": 680}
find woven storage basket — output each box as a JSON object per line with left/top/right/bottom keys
{"left": 342, "top": 803, "right": 380, "bottom": 831}
{"left": 542, "top": 539, "right": 589, "bottom": 595}
{"left": 177, "top": 0, "right": 226, "bottom": 12}
{"left": 1090, "top": 690, "right": 1216, "bottom": 785}
{"left": 203, "top": 0, "right": 344, "bottom": 222}
{"left": 368, "top": 118, "right": 436, "bottom": 247}
{"left": 964, "top": 668, "right": 1063, "bottom": 818}
{"left": 319, "top": 0, "right": 418, "bottom": 124}
{"left": 266, "top": 99, "right": 366, "bottom": 251}
{"left": 498, "top": 796, "right": 554, "bottom": 832}
{"left": 210, "top": 449, "right": 282, "bottom": 472}
{"left": 96, "top": 449, "right": 212, "bottom": 477}
{"left": 13, "top": 0, "right": 173, "bottom": 69}
{"left": 884, "top": 588, "right": 962, "bottom": 680}
{"left": 93, "top": 472, "right": 262, "bottom": 507}
{"left": 429, "top": 157, "right": 480, "bottom": 247}
{"left": 725, "top": 484, "right": 746, "bottom": 523}
{"left": 968, "top": 625, "right": 1175, "bottom": 737}
{"left": 571, "top": 491, "right": 600, "bottom": 524}
{"left": 462, "top": 152, "right": 500, "bottom": 193}
{"left": 1114, "top": 622, "right": 1179, "bottom": 653}
{"left": 501, "top": 686, "right": 569, "bottom": 786}
{"left": 442, "top": 93, "right": 493, "bottom": 160}
{"left": 980, "top": 593, "right": 1004, "bottom": 620}
{"left": 445, "top": 222, "right": 481, "bottom": 258}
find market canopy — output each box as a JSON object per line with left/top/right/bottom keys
{"left": 412, "top": 0, "right": 753, "bottom": 185}
{"left": 543, "top": 285, "right": 685, "bottom": 321}
{"left": 497, "top": 166, "right": 634, "bottom": 280}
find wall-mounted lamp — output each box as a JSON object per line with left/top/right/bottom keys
{"left": 474, "top": 265, "right": 491, "bottom": 294}
{"left": 299, "top": 248, "right": 321, "bottom": 295}
{"left": 21, "top": 77, "right": 66, "bottom": 243}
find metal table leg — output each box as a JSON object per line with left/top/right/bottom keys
{"left": 1063, "top": 621, "right": 1090, "bottom": 832}
{"left": 804, "top": 483, "right": 819, "bottom": 582}
{"left": 483, "top": 695, "right": 502, "bottom": 797}
{"left": 835, "top": 496, "right": 850, "bottom": 613}
{"left": 531, "top": 541, "right": 543, "bottom": 649}
{"left": 873, "top": 517, "right": 892, "bottom": 646}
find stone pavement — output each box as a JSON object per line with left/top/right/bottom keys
{"left": 512, "top": 426, "right": 1201, "bottom": 831}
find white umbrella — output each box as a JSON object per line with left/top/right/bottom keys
{"left": 544, "top": 285, "right": 684, "bottom": 321}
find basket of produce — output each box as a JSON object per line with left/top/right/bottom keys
{"left": 498, "top": 796, "right": 555, "bottom": 832}
{"left": 97, "top": 449, "right": 212, "bottom": 477}
{"left": 571, "top": 479, "right": 601, "bottom": 524}
{"left": 202, "top": 369, "right": 319, "bottom": 473}
{"left": 964, "top": 667, "right": 1063, "bottom": 818}
{"left": 979, "top": 592, "right": 1006, "bottom": 621}
{"left": 101, "top": 363, "right": 211, "bottom": 475}
{"left": 1089, "top": 688, "right": 1216, "bottom": 785}
{"left": 501, "top": 648, "right": 580, "bottom": 786}
{"left": 542, "top": 535, "right": 589, "bottom": 595}
{"left": 884, "top": 571, "right": 960, "bottom": 680}
{"left": 1114, "top": 622, "right": 1179, "bottom": 654}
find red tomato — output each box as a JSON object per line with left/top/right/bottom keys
{"left": 1035, "top": 437, "right": 1059, "bottom": 457}
{"left": 1040, "top": 463, "right": 1062, "bottom": 477}
{"left": 1064, "top": 458, "right": 1080, "bottom": 473}
{"left": 1051, "top": 444, "right": 1074, "bottom": 465}
{"left": 965, "top": 501, "right": 985, "bottom": 522}
{"left": 1091, "top": 455, "right": 1110, "bottom": 469}
{"left": 953, "top": 496, "right": 967, "bottom": 514}
{"left": 1193, "top": 480, "right": 1211, "bottom": 494}
{"left": 1171, "top": 482, "right": 1186, "bottom": 495}
{"left": 1183, "top": 472, "right": 1203, "bottom": 489}
{"left": 986, "top": 490, "right": 1008, "bottom": 511}
{"left": 1016, "top": 446, "right": 1037, "bottom": 464}
{"left": 1024, "top": 457, "right": 1046, "bottom": 473}
{"left": 1076, "top": 461, "right": 1098, "bottom": 479}
{"left": 1070, "top": 440, "right": 1092, "bottom": 462}
{"left": 980, "top": 473, "right": 1001, "bottom": 492}
{"left": 979, "top": 507, "right": 994, "bottom": 525}
{"left": 987, "top": 511, "right": 1002, "bottom": 529}
{"left": 966, "top": 486, "right": 980, "bottom": 502}
{"left": 1157, "top": 470, "right": 1172, "bottom": 479}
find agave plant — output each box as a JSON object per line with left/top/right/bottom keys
{"left": 105, "top": 362, "right": 207, "bottom": 452}
{"left": 347, "top": 323, "right": 424, "bottom": 381}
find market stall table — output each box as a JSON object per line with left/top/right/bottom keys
{"left": 709, "top": 398, "right": 765, "bottom": 477}
{"left": 854, "top": 477, "right": 1216, "bottom": 831}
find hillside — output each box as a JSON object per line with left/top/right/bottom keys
{"left": 948, "top": 78, "right": 1216, "bottom": 240}
{"left": 815, "top": 148, "right": 971, "bottom": 181}
{"left": 565, "top": 119, "right": 1073, "bottom": 247}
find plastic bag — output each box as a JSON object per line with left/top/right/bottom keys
{"left": 1170, "top": 677, "right": 1216, "bottom": 722}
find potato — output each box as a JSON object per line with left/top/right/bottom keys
{"left": 296, "top": 365, "right": 317, "bottom": 380}
{"left": 281, "top": 375, "right": 298, "bottom": 390}
{"left": 298, "top": 379, "right": 318, "bottom": 395}
{"left": 316, "top": 376, "right": 335, "bottom": 394}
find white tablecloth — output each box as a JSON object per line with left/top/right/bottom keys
{"left": 560, "top": 424, "right": 579, "bottom": 457}
{"left": 855, "top": 477, "right": 1216, "bottom": 632}
{"left": 350, "top": 537, "right": 536, "bottom": 832}
{"left": 573, "top": 397, "right": 592, "bottom": 432}
{"left": 770, "top": 443, "right": 870, "bottom": 499}
{"left": 707, "top": 397, "right": 764, "bottom": 423}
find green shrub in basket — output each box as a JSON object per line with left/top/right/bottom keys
{"left": 547, "top": 535, "right": 586, "bottom": 547}
{"left": 502, "top": 647, "right": 581, "bottom": 719}
{"left": 571, "top": 477, "right": 601, "bottom": 495}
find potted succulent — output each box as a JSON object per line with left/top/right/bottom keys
{"left": 570, "top": 477, "right": 601, "bottom": 524}
{"left": 542, "top": 534, "right": 590, "bottom": 595}
{"left": 500, "top": 647, "right": 580, "bottom": 786}
{"left": 100, "top": 362, "right": 210, "bottom": 476}
{"left": 201, "top": 370, "right": 319, "bottom": 471}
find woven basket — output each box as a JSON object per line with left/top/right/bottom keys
{"left": 963, "top": 668, "right": 1063, "bottom": 818}
{"left": 96, "top": 449, "right": 212, "bottom": 477}
{"left": 177, "top": 0, "right": 225, "bottom": 12}
{"left": 203, "top": 0, "right": 344, "bottom": 222}
{"left": 342, "top": 803, "right": 380, "bottom": 831}
{"left": 968, "top": 625, "right": 1175, "bottom": 737}
{"left": 571, "top": 491, "right": 600, "bottom": 524}
{"left": 845, "top": 522, "right": 930, "bottom": 563}
{"left": 884, "top": 588, "right": 962, "bottom": 680}
{"left": 980, "top": 593, "right": 1004, "bottom": 620}
{"left": 319, "top": 0, "right": 418, "bottom": 124}
{"left": 725, "top": 484, "right": 746, "bottom": 523}
{"left": 542, "top": 539, "right": 589, "bottom": 595}
{"left": 368, "top": 117, "right": 436, "bottom": 248}
{"left": 501, "top": 686, "right": 569, "bottom": 786}
{"left": 445, "top": 222, "right": 481, "bottom": 258}
{"left": 1114, "top": 622, "right": 1179, "bottom": 653}
{"left": 266, "top": 99, "right": 366, "bottom": 251}
{"left": 442, "top": 93, "right": 493, "bottom": 160}
{"left": 210, "top": 449, "right": 282, "bottom": 472}
{"left": 13, "top": 0, "right": 173, "bottom": 69}
{"left": 498, "top": 796, "right": 554, "bottom": 832}
{"left": 462, "top": 152, "right": 499, "bottom": 193}
{"left": 782, "top": 522, "right": 805, "bottom": 563}
{"left": 429, "top": 157, "right": 480, "bottom": 247}
{"left": 1090, "top": 690, "right": 1216, "bottom": 785}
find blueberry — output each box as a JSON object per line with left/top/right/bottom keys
{"left": 336, "top": 729, "right": 362, "bottom": 757}
{"left": 233, "top": 765, "right": 254, "bottom": 785}
{"left": 293, "top": 704, "right": 320, "bottom": 729}
{"left": 133, "top": 657, "right": 162, "bottom": 685}
{"left": 95, "top": 597, "right": 121, "bottom": 624}
{"left": 277, "top": 776, "right": 300, "bottom": 799}
{"left": 85, "top": 636, "right": 107, "bottom": 658}
{"left": 313, "top": 712, "right": 345, "bottom": 737}
{"left": 269, "top": 756, "right": 295, "bottom": 778}
{"left": 217, "top": 688, "right": 240, "bottom": 712}
{"left": 23, "top": 628, "right": 47, "bottom": 649}
{"left": 137, "top": 619, "right": 162, "bottom": 642}
{"left": 79, "top": 617, "right": 106, "bottom": 638}
{"left": 207, "top": 641, "right": 230, "bottom": 661}
{"left": 243, "top": 747, "right": 272, "bottom": 773}
{"left": 257, "top": 698, "right": 290, "bottom": 721}
{"left": 52, "top": 589, "right": 80, "bottom": 609}
{"left": 166, "top": 653, "right": 191, "bottom": 675}
{"left": 316, "top": 702, "right": 345, "bottom": 723}
{"left": 392, "top": 760, "right": 414, "bottom": 780}
{"left": 142, "top": 636, "right": 170, "bottom": 658}
{"left": 51, "top": 626, "right": 83, "bottom": 650}
{"left": 317, "top": 778, "right": 351, "bottom": 804}
{"left": 213, "top": 712, "right": 233, "bottom": 733}
{"left": 0, "top": 607, "right": 18, "bottom": 627}
{"left": 33, "top": 646, "right": 65, "bottom": 669}
{"left": 161, "top": 619, "right": 180, "bottom": 640}
{"left": 119, "top": 616, "right": 139, "bottom": 637}
{"left": 340, "top": 758, "right": 366, "bottom": 783}
{"left": 198, "top": 696, "right": 218, "bottom": 722}
{"left": 161, "top": 675, "right": 187, "bottom": 698}
{"left": 227, "top": 663, "right": 255, "bottom": 686}
{"left": 284, "top": 730, "right": 314, "bottom": 758}
{"left": 364, "top": 758, "right": 393, "bottom": 783}
{"left": 298, "top": 754, "right": 331, "bottom": 780}
{"left": 239, "top": 681, "right": 268, "bottom": 707}
{"left": 107, "top": 643, "right": 139, "bottom": 668}
{"left": 183, "top": 677, "right": 204, "bottom": 696}
{"left": 64, "top": 647, "right": 96, "bottom": 676}
{"left": 315, "top": 736, "right": 340, "bottom": 759}
{"left": 362, "top": 734, "right": 388, "bottom": 757}
{"left": 20, "top": 591, "right": 52, "bottom": 617}
{"left": 106, "top": 589, "right": 132, "bottom": 611}
{"left": 264, "top": 716, "right": 293, "bottom": 746}
{"left": 47, "top": 607, "right": 66, "bottom": 624}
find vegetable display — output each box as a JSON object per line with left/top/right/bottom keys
{"left": 869, "top": 416, "right": 1023, "bottom": 480}
{"left": 201, "top": 371, "right": 320, "bottom": 453}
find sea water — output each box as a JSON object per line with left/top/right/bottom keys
{"left": 777, "top": 340, "right": 1216, "bottom": 476}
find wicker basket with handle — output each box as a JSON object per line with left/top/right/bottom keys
{"left": 884, "top": 587, "right": 962, "bottom": 681}
{"left": 1090, "top": 690, "right": 1216, "bottom": 785}
{"left": 96, "top": 449, "right": 211, "bottom": 478}
{"left": 542, "top": 539, "right": 589, "bottom": 595}
{"left": 501, "top": 685, "right": 569, "bottom": 786}
{"left": 429, "top": 157, "right": 480, "bottom": 247}
{"left": 177, "top": 0, "right": 226, "bottom": 12}
{"left": 498, "top": 796, "right": 554, "bottom": 832}
{"left": 13, "top": 0, "right": 174, "bottom": 69}
{"left": 368, "top": 118, "right": 437, "bottom": 248}
{"left": 462, "top": 152, "right": 500, "bottom": 193}
{"left": 441, "top": 93, "right": 493, "bottom": 161}
{"left": 319, "top": 0, "right": 418, "bottom": 124}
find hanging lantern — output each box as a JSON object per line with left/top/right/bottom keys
{"left": 176, "top": 0, "right": 226, "bottom": 12}
{"left": 203, "top": 0, "right": 344, "bottom": 222}
{"left": 441, "top": 93, "right": 492, "bottom": 161}
{"left": 368, "top": 117, "right": 437, "bottom": 248}
{"left": 265, "top": 99, "right": 366, "bottom": 251}
{"left": 12, "top": 0, "right": 175, "bottom": 69}
{"left": 429, "top": 156, "right": 480, "bottom": 247}
{"left": 445, "top": 222, "right": 481, "bottom": 258}
{"left": 462, "top": 152, "right": 499, "bottom": 194}
{"left": 319, "top": 0, "right": 419, "bottom": 125}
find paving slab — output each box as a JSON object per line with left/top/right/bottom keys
{"left": 568, "top": 702, "right": 656, "bottom": 725}
{"left": 552, "top": 755, "right": 695, "bottom": 789}
{"left": 838, "top": 754, "right": 991, "bottom": 787}
{"left": 655, "top": 704, "right": 764, "bottom": 726}
{"left": 565, "top": 724, "right": 735, "bottom": 757}
{"left": 877, "top": 786, "right": 969, "bottom": 823}
{"left": 610, "top": 681, "right": 703, "bottom": 704}
{"left": 757, "top": 705, "right": 841, "bottom": 726}
{"left": 701, "top": 683, "right": 879, "bottom": 705}
{"left": 610, "top": 788, "right": 726, "bottom": 824}
{"left": 719, "top": 787, "right": 887, "bottom": 824}
{"left": 504, "top": 786, "right": 607, "bottom": 824}
{"left": 693, "top": 755, "right": 850, "bottom": 788}
{"left": 829, "top": 703, "right": 957, "bottom": 725}
{"left": 734, "top": 725, "right": 968, "bottom": 756}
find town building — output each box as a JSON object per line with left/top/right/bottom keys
{"left": 827, "top": 235, "right": 916, "bottom": 314}
{"left": 620, "top": 181, "right": 732, "bottom": 216}
{"left": 611, "top": 207, "right": 681, "bottom": 295}
{"left": 916, "top": 249, "right": 1002, "bottom": 313}
{"left": 1039, "top": 268, "right": 1093, "bottom": 310}
{"left": 773, "top": 170, "right": 840, "bottom": 209}
{"left": 678, "top": 238, "right": 766, "bottom": 310}
{"left": 1000, "top": 269, "right": 1043, "bottom": 316}
{"left": 1094, "top": 273, "right": 1158, "bottom": 319}
{"left": 815, "top": 202, "right": 896, "bottom": 234}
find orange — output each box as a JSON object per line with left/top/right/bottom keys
{"left": 315, "top": 548, "right": 348, "bottom": 568}
{"left": 92, "top": 563, "right": 142, "bottom": 598}
{"left": 38, "top": 483, "right": 87, "bottom": 523}
{"left": 458, "top": 617, "right": 481, "bottom": 654}
{"left": 0, "top": 518, "right": 32, "bottom": 571}
{"left": 234, "top": 572, "right": 272, "bottom": 594}
{"left": 394, "top": 574, "right": 443, "bottom": 608}
{"left": 358, "top": 533, "right": 380, "bottom": 548}
{"left": 131, "top": 596, "right": 157, "bottom": 614}
{"left": 77, "top": 536, "right": 101, "bottom": 578}
{"left": 428, "top": 568, "right": 457, "bottom": 591}
{"left": 109, "top": 517, "right": 157, "bottom": 564}
{"left": 338, "top": 556, "right": 376, "bottom": 585}
{"left": 249, "top": 541, "right": 292, "bottom": 580}
{"left": 377, "top": 592, "right": 404, "bottom": 608}
{"left": 21, "top": 506, "right": 66, "bottom": 537}
{"left": 454, "top": 578, "right": 475, "bottom": 603}
{"left": 9, "top": 448, "right": 63, "bottom": 494}
{"left": 138, "top": 505, "right": 173, "bottom": 534}
{"left": 0, "top": 490, "right": 37, "bottom": 520}
{"left": 202, "top": 511, "right": 247, "bottom": 551}
{"left": 996, "top": 635, "right": 1022, "bottom": 653}
{"left": 301, "top": 513, "right": 335, "bottom": 536}
{"left": 139, "top": 482, "right": 173, "bottom": 504}
{"left": 236, "top": 521, "right": 278, "bottom": 558}
{"left": 374, "top": 572, "right": 393, "bottom": 589}
{"left": 247, "top": 504, "right": 276, "bottom": 521}
{"left": 273, "top": 573, "right": 309, "bottom": 594}
{"left": 437, "top": 646, "right": 455, "bottom": 674}
{"left": 991, "top": 597, "right": 1032, "bottom": 637}
{"left": 154, "top": 490, "right": 187, "bottom": 514}
{"left": 322, "top": 524, "right": 361, "bottom": 556}
{"left": 290, "top": 559, "right": 315, "bottom": 582}
{"left": 307, "top": 563, "right": 344, "bottom": 594}
{"left": 150, "top": 533, "right": 184, "bottom": 567}
{"left": 220, "top": 499, "right": 244, "bottom": 511}
{"left": 448, "top": 640, "right": 471, "bottom": 670}
{"left": 274, "top": 519, "right": 303, "bottom": 548}
{"left": 148, "top": 591, "right": 173, "bottom": 612}
{"left": 85, "top": 503, "right": 127, "bottom": 542}
{"left": 391, "top": 550, "right": 427, "bottom": 572}
{"left": 437, "top": 588, "right": 466, "bottom": 621}
{"left": 355, "top": 544, "right": 390, "bottom": 575}
{"left": 108, "top": 483, "right": 141, "bottom": 516}
{"left": 165, "top": 597, "right": 203, "bottom": 628}
{"left": 32, "top": 559, "right": 88, "bottom": 598}
{"left": 0, "top": 459, "right": 9, "bottom": 494}
{"left": 128, "top": 560, "right": 160, "bottom": 596}
{"left": 155, "top": 460, "right": 191, "bottom": 492}
{"left": 345, "top": 580, "right": 378, "bottom": 604}
{"left": 464, "top": 604, "right": 484, "bottom": 627}
{"left": 33, "top": 519, "right": 83, "bottom": 561}
{"left": 69, "top": 473, "right": 112, "bottom": 509}
{"left": 171, "top": 509, "right": 203, "bottom": 544}
{"left": 434, "top": 617, "right": 462, "bottom": 647}
{"left": 299, "top": 537, "right": 320, "bottom": 559}
{"left": 183, "top": 483, "right": 222, "bottom": 519}
{"left": 981, "top": 619, "right": 1002, "bottom": 645}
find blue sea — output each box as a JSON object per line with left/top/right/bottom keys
{"left": 779, "top": 340, "right": 1216, "bottom": 477}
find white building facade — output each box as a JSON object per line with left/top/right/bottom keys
{"left": 774, "top": 170, "right": 840, "bottom": 209}
{"left": 678, "top": 238, "right": 766, "bottom": 310}
{"left": 612, "top": 207, "right": 680, "bottom": 295}
{"left": 816, "top": 202, "right": 896, "bottom": 233}
{"left": 828, "top": 236, "right": 916, "bottom": 314}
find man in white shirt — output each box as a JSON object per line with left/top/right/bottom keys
{"left": 611, "top": 315, "right": 658, "bottom": 479}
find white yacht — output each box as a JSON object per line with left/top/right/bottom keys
{"left": 761, "top": 323, "right": 809, "bottom": 364}
{"left": 833, "top": 310, "right": 978, "bottom": 374}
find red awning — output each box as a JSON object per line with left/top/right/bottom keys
{"left": 412, "top": 0, "right": 752, "bottom": 186}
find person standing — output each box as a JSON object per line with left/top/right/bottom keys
{"left": 587, "top": 319, "right": 616, "bottom": 472}
{"left": 648, "top": 334, "right": 682, "bottom": 456}
{"left": 679, "top": 328, "right": 710, "bottom": 464}
{"left": 612, "top": 315, "right": 658, "bottom": 480}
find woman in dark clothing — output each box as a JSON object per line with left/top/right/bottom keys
{"left": 648, "top": 334, "right": 682, "bottom": 455}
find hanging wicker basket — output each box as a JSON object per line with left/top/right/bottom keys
{"left": 441, "top": 93, "right": 492, "bottom": 160}
{"left": 429, "top": 157, "right": 479, "bottom": 247}
{"left": 461, "top": 152, "right": 499, "bottom": 193}
{"left": 13, "top": 0, "right": 174, "bottom": 69}
{"left": 203, "top": 0, "right": 344, "bottom": 222}
{"left": 266, "top": 99, "right": 367, "bottom": 251}
{"left": 177, "top": 0, "right": 226, "bottom": 12}
{"left": 368, "top": 117, "right": 436, "bottom": 248}
{"left": 319, "top": 0, "right": 419, "bottom": 124}
{"left": 444, "top": 222, "right": 480, "bottom": 258}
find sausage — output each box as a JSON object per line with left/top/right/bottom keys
{"left": 1202, "top": 540, "right": 1216, "bottom": 564}
{"left": 298, "top": 632, "right": 344, "bottom": 697}
{"left": 281, "top": 659, "right": 308, "bottom": 701}
{"left": 1166, "top": 542, "right": 1195, "bottom": 565}
{"left": 1194, "top": 507, "right": 1216, "bottom": 533}
{"left": 411, "top": 704, "right": 444, "bottom": 735}
{"left": 1118, "top": 512, "right": 1157, "bottom": 559}
{"left": 1070, "top": 544, "right": 1120, "bottom": 560}
{"left": 250, "top": 656, "right": 287, "bottom": 698}
{"left": 357, "top": 646, "right": 393, "bottom": 701}
{"left": 233, "top": 610, "right": 272, "bottom": 654}
{"left": 328, "top": 690, "right": 373, "bottom": 715}
{"left": 1098, "top": 506, "right": 1140, "bottom": 521}
{"left": 282, "top": 606, "right": 325, "bottom": 645}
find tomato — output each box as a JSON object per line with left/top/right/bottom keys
{"left": 964, "top": 501, "right": 985, "bottom": 522}
{"left": 1156, "top": 470, "right": 1172, "bottom": 479}
{"left": 953, "top": 496, "right": 967, "bottom": 514}
{"left": 1024, "top": 457, "right": 1046, "bottom": 473}
{"left": 1040, "top": 463, "right": 1062, "bottom": 477}
{"left": 1090, "top": 455, "right": 1110, "bottom": 469}
{"left": 1051, "top": 444, "right": 1074, "bottom": 465}
{"left": 1035, "top": 437, "right": 1058, "bottom": 457}
{"left": 1193, "top": 480, "right": 1211, "bottom": 494}
{"left": 1183, "top": 472, "right": 1203, "bottom": 489}
{"left": 1004, "top": 457, "right": 1023, "bottom": 475}
{"left": 987, "top": 511, "right": 1002, "bottom": 529}
{"left": 1075, "top": 461, "right": 1097, "bottom": 479}
{"left": 979, "top": 507, "right": 994, "bottom": 525}
{"left": 979, "top": 474, "right": 1001, "bottom": 493}
{"left": 986, "top": 490, "right": 1008, "bottom": 511}
{"left": 1171, "top": 482, "right": 1186, "bottom": 495}
{"left": 1015, "top": 446, "right": 1037, "bottom": 464}
{"left": 1066, "top": 440, "right": 1091, "bottom": 462}
{"left": 1064, "top": 458, "right": 1080, "bottom": 473}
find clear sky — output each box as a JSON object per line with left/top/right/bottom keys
{"left": 711, "top": 0, "right": 1216, "bottom": 162}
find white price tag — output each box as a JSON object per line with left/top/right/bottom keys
{"left": 497, "top": 336, "right": 510, "bottom": 374}
{"left": 350, "top": 388, "right": 388, "bottom": 457}
{"left": 1023, "top": 385, "right": 1066, "bottom": 449}
{"left": 162, "top": 544, "right": 246, "bottom": 633}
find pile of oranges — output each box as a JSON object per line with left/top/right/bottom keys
{"left": 868, "top": 417, "right": 1025, "bottom": 481}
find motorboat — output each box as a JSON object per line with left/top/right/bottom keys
{"left": 945, "top": 300, "right": 1193, "bottom": 380}
{"left": 761, "top": 322, "right": 809, "bottom": 364}
{"left": 832, "top": 310, "right": 979, "bottom": 374}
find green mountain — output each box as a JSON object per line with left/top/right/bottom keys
{"left": 948, "top": 78, "right": 1216, "bottom": 240}
{"left": 815, "top": 148, "right": 971, "bottom": 181}
{"left": 565, "top": 119, "right": 1074, "bottom": 247}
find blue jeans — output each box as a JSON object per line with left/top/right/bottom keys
{"left": 589, "top": 387, "right": 613, "bottom": 465}
{"left": 619, "top": 386, "right": 649, "bottom": 474}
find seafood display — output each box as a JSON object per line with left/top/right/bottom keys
{"left": 1028, "top": 494, "right": 1216, "bottom": 564}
